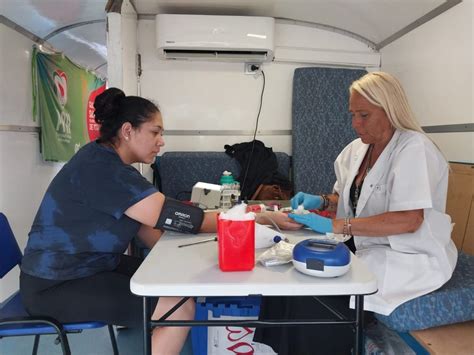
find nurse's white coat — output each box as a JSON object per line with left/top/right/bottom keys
{"left": 334, "top": 129, "right": 458, "bottom": 315}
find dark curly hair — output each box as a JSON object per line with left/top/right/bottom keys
{"left": 93, "top": 87, "right": 160, "bottom": 144}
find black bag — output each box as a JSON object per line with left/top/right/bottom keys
{"left": 225, "top": 140, "right": 292, "bottom": 200}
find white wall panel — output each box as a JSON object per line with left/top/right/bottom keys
{"left": 138, "top": 19, "right": 378, "bottom": 154}
{"left": 107, "top": 13, "right": 124, "bottom": 89}
{"left": 274, "top": 23, "right": 380, "bottom": 67}
{"left": 158, "top": 135, "right": 292, "bottom": 154}
{"left": 107, "top": 0, "right": 138, "bottom": 94}
{"left": 381, "top": 1, "right": 473, "bottom": 163}
{"left": 0, "top": 24, "right": 36, "bottom": 127}
{"left": 429, "top": 132, "right": 474, "bottom": 164}
{"left": 0, "top": 25, "right": 63, "bottom": 301}
{"left": 122, "top": 0, "right": 138, "bottom": 95}
{"left": 275, "top": 22, "right": 373, "bottom": 51}
{"left": 0, "top": 131, "right": 63, "bottom": 301}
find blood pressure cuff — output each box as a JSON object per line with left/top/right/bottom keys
{"left": 155, "top": 197, "right": 204, "bottom": 234}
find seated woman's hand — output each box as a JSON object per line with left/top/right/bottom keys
{"left": 288, "top": 213, "right": 333, "bottom": 234}
{"left": 257, "top": 211, "right": 303, "bottom": 231}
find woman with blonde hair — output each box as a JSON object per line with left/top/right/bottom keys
{"left": 256, "top": 71, "right": 458, "bottom": 355}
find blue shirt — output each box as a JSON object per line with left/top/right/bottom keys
{"left": 21, "top": 141, "right": 158, "bottom": 280}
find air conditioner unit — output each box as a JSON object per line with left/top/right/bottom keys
{"left": 156, "top": 14, "right": 275, "bottom": 62}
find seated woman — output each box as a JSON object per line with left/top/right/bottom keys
{"left": 20, "top": 88, "right": 217, "bottom": 355}
{"left": 255, "top": 71, "right": 458, "bottom": 355}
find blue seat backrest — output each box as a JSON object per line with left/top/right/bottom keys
{"left": 156, "top": 151, "right": 291, "bottom": 200}
{"left": 292, "top": 67, "right": 366, "bottom": 194}
{"left": 0, "top": 213, "right": 23, "bottom": 278}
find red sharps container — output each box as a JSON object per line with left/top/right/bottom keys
{"left": 217, "top": 215, "right": 255, "bottom": 271}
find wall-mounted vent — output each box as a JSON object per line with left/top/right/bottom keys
{"left": 156, "top": 14, "right": 275, "bottom": 63}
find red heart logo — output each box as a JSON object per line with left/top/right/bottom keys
{"left": 53, "top": 70, "right": 68, "bottom": 106}
{"left": 226, "top": 326, "right": 254, "bottom": 341}
{"left": 227, "top": 341, "right": 254, "bottom": 355}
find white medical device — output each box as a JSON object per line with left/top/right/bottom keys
{"left": 292, "top": 239, "right": 351, "bottom": 277}
{"left": 190, "top": 182, "right": 222, "bottom": 209}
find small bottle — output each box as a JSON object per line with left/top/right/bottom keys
{"left": 232, "top": 181, "right": 241, "bottom": 205}
{"left": 220, "top": 171, "right": 235, "bottom": 210}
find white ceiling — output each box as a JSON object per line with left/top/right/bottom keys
{"left": 0, "top": 0, "right": 463, "bottom": 78}
{"left": 133, "top": 0, "right": 449, "bottom": 45}
{"left": 1, "top": 0, "right": 108, "bottom": 76}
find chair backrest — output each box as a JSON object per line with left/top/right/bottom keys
{"left": 292, "top": 67, "right": 366, "bottom": 194}
{"left": 0, "top": 213, "right": 23, "bottom": 278}
{"left": 155, "top": 151, "right": 291, "bottom": 200}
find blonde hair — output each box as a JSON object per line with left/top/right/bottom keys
{"left": 350, "top": 71, "right": 425, "bottom": 134}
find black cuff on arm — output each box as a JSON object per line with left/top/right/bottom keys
{"left": 155, "top": 197, "right": 204, "bottom": 234}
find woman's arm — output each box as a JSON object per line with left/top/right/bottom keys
{"left": 137, "top": 224, "right": 163, "bottom": 249}
{"left": 136, "top": 212, "right": 218, "bottom": 250}
{"left": 124, "top": 191, "right": 308, "bottom": 233}
{"left": 256, "top": 211, "right": 303, "bottom": 230}
{"left": 125, "top": 192, "right": 217, "bottom": 233}
{"left": 332, "top": 209, "right": 424, "bottom": 236}
{"left": 200, "top": 211, "right": 218, "bottom": 232}
{"left": 125, "top": 192, "right": 165, "bottom": 226}
{"left": 325, "top": 193, "right": 339, "bottom": 212}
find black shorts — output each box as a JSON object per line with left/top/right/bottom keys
{"left": 20, "top": 255, "right": 157, "bottom": 328}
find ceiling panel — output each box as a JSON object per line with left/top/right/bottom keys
{"left": 1, "top": 0, "right": 462, "bottom": 80}
{"left": 270, "top": 0, "right": 447, "bottom": 44}
{"left": 47, "top": 22, "right": 107, "bottom": 74}
{"left": 2, "top": 0, "right": 107, "bottom": 37}
{"left": 132, "top": 0, "right": 449, "bottom": 44}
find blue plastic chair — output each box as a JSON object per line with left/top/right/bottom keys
{"left": 0, "top": 213, "right": 119, "bottom": 355}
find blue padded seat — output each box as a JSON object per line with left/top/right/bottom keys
{"left": 0, "top": 293, "right": 108, "bottom": 336}
{"left": 292, "top": 67, "right": 365, "bottom": 194}
{"left": 375, "top": 252, "right": 474, "bottom": 332}
{"left": 0, "top": 212, "right": 119, "bottom": 355}
{"left": 156, "top": 151, "right": 291, "bottom": 200}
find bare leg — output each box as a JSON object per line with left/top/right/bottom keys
{"left": 151, "top": 297, "right": 195, "bottom": 355}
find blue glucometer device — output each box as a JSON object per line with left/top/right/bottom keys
{"left": 292, "top": 239, "right": 351, "bottom": 277}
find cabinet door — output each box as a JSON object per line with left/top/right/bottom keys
{"left": 447, "top": 163, "right": 474, "bottom": 253}
{"left": 463, "top": 199, "right": 474, "bottom": 255}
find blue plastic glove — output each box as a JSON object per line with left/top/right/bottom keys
{"left": 288, "top": 213, "right": 333, "bottom": 234}
{"left": 290, "top": 192, "right": 323, "bottom": 210}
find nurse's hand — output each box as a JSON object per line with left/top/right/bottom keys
{"left": 290, "top": 192, "right": 323, "bottom": 210}
{"left": 288, "top": 213, "right": 333, "bottom": 234}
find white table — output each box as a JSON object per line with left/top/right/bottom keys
{"left": 131, "top": 230, "right": 377, "bottom": 355}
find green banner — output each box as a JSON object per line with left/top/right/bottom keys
{"left": 32, "top": 47, "right": 106, "bottom": 162}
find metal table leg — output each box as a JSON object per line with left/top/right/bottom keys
{"left": 143, "top": 297, "right": 151, "bottom": 355}
{"left": 354, "top": 295, "right": 364, "bottom": 355}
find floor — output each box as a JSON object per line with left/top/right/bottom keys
{"left": 0, "top": 326, "right": 416, "bottom": 355}
{"left": 0, "top": 326, "right": 193, "bottom": 355}
{"left": 2, "top": 321, "right": 472, "bottom": 354}
{"left": 412, "top": 320, "right": 474, "bottom": 355}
